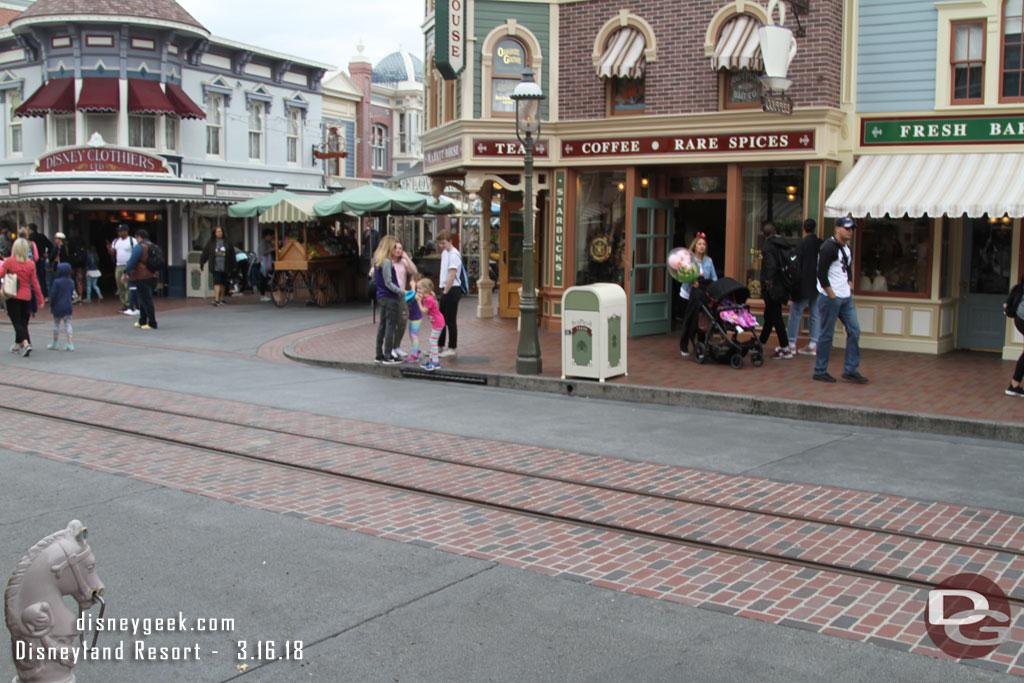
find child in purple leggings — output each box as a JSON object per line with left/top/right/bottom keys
{"left": 405, "top": 274, "right": 424, "bottom": 363}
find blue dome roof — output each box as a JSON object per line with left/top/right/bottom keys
{"left": 373, "top": 50, "right": 423, "bottom": 86}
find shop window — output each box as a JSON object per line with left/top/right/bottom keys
{"left": 206, "top": 93, "right": 223, "bottom": 157}
{"left": 855, "top": 216, "right": 932, "bottom": 296}
{"left": 371, "top": 123, "right": 387, "bottom": 171}
{"left": 164, "top": 116, "right": 178, "bottom": 152}
{"left": 741, "top": 167, "right": 804, "bottom": 298}
{"left": 965, "top": 215, "right": 1013, "bottom": 294}
{"left": 722, "top": 70, "right": 762, "bottom": 109}
{"left": 128, "top": 114, "right": 156, "bottom": 149}
{"left": 286, "top": 107, "right": 301, "bottom": 164}
{"left": 248, "top": 100, "right": 264, "bottom": 162}
{"left": 53, "top": 114, "right": 74, "bottom": 148}
{"left": 952, "top": 20, "right": 985, "bottom": 104}
{"left": 1002, "top": 0, "right": 1024, "bottom": 101}
{"left": 608, "top": 76, "right": 645, "bottom": 115}
{"left": 491, "top": 37, "right": 527, "bottom": 116}
{"left": 7, "top": 90, "right": 21, "bottom": 155}
{"left": 399, "top": 112, "right": 407, "bottom": 153}
{"left": 574, "top": 170, "right": 627, "bottom": 287}
{"left": 86, "top": 113, "right": 117, "bottom": 146}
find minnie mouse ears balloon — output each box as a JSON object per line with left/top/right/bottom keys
{"left": 667, "top": 247, "right": 699, "bottom": 284}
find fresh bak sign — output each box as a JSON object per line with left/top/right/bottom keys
{"left": 862, "top": 115, "right": 1024, "bottom": 145}
{"left": 561, "top": 131, "right": 814, "bottom": 158}
{"left": 435, "top": 0, "right": 465, "bottom": 80}
{"left": 37, "top": 147, "right": 170, "bottom": 174}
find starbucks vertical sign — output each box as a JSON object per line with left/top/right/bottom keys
{"left": 435, "top": 0, "right": 465, "bottom": 80}
{"left": 553, "top": 171, "right": 565, "bottom": 287}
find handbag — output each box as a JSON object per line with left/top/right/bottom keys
{"left": 1, "top": 271, "right": 17, "bottom": 301}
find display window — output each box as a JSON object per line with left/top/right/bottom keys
{"left": 741, "top": 166, "right": 804, "bottom": 297}
{"left": 854, "top": 216, "right": 933, "bottom": 297}
{"left": 574, "top": 170, "right": 626, "bottom": 287}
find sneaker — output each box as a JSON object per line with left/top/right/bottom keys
{"left": 405, "top": 352, "right": 421, "bottom": 363}
{"left": 20, "top": 343, "right": 30, "bottom": 357}
{"left": 841, "top": 371, "right": 869, "bottom": 384}
{"left": 134, "top": 321, "right": 141, "bottom": 328}
{"left": 9, "top": 344, "right": 18, "bottom": 353}
{"left": 393, "top": 348, "right": 408, "bottom": 358}
{"left": 439, "top": 348, "right": 457, "bottom": 358}
{"left": 374, "top": 356, "right": 386, "bottom": 363}
{"left": 1006, "top": 384, "right": 1024, "bottom": 397}
{"left": 797, "top": 345, "right": 817, "bottom": 356}
{"left": 420, "top": 361, "right": 440, "bottom": 371}
{"left": 140, "top": 324, "right": 153, "bottom": 330}
{"left": 812, "top": 372, "right": 836, "bottom": 383}
{"left": 260, "top": 296, "right": 271, "bottom": 302}
{"left": 771, "top": 347, "right": 794, "bottom": 360}
{"left": 381, "top": 357, "right": 401, "bottom": 365}
{"left": 47, "top": 342, "right": 59, "bottom": 350}
{"left": 680, "top": 350, "right": 690, "bottom": 358}
{"left": 64, "top": 343, "right": 74, "bottom": 351}
{"left": 128, "top": 309, "right": 139, "bottom": 316}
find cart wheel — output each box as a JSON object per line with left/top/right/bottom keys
{"left": 694, "top": 342, "right": 708, "bottom": 364}
{"left": 311, "top": 269, "right": 331, "bottom": 308}
{"left": 730, "top": 353, "right": 745, "bottom": 369}
{"left": 750, "top": 352, "right": 764, "bottom": 367}
{"left": 271, "top": 272, "right": 292, "bottom": 308}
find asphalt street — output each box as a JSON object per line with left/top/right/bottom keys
{"left": 0, "top": 299, "right": 1019, "bottom": 682}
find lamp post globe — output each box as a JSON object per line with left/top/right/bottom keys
{"left": 509, "top": 68, "right": 544, "bottom": 375}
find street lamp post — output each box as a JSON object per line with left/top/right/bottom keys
{"left": 510, "top": 68, "right": 545, "bottom": 375}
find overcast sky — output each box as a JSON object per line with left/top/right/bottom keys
{"left": 176, "top": 0, "right": 427, "bottom": 73}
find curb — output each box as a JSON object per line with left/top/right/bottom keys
{"left": 283, "top": 345, "right": 1024, "bottom": 445}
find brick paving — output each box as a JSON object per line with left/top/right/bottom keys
{"left": 290, "top": 313, "right": 1024, "bottom": 425}
{"left": 2, "top": 370, "right": 1023, "bottom": 674}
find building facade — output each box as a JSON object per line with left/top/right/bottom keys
{"left": 0, "top": 0, "right": 332, "bottom": 296}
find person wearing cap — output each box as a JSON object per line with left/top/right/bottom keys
{"left": 108, "top": 224, "right": 137, "bottom": 312}
{"left": 47, "top": 232, "right": 69, "bottom": 295}
{"left": 813, "top": 217, "right": 867, "bottom": 384}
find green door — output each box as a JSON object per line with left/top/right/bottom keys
{"left": 630, "top": 198, "right": 674, "bottom": 336}
{"left": 957, "top": 217, "right": 1012, "bottom": 350}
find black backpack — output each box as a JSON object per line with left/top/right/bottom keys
{"left": 1006, "top": 282, "right": 1024, "bottom": 319}
{"left": 771, "top": 241, "right": 799, "bottom": 302}
{"left": 144, "top": 242, "right": 166, "bottom": 271}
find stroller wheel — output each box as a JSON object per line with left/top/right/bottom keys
{"left": 750, "top": 352, "right": 765, "bottom": 367}
{"left": 730, "top": 353, "right": 744, "bottom": 369}
{"left": 693, "top": 342, "right": 708, "bottom": 364}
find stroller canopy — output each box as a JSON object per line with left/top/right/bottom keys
{"left": 706, "top": 277, "right": 750, "bottom": 304}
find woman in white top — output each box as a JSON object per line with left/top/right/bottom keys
{"left": 679, "top": 233, "right": 718, "bottom": 357}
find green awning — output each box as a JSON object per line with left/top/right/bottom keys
{"left": 314, "top": 185, "right": 426, "bottom": 217}
{"left": 423, "top": 195, "right": 456, "bottom": 214}
{"left": 227, "top": 190, "right": 303, "bottom": 218}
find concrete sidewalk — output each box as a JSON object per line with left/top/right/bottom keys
{"left": 285, "top": 304, "right": 1024, "bottom": 443}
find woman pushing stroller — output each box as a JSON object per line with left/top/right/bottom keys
{"left": 678, "top": 233, "right": 717, "bottom": 357}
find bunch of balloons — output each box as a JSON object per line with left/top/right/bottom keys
{"left": 667, "top": 247, "right": 700, "bottom": 284}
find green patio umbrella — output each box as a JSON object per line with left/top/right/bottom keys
{"left": 227, "top": 189, "right": 303, "bottom": 218}
{"left": 422, "top": 194, "right": 457, "bottom": 214}
{"left": 313, "top": 185, "right": 426, "bottom": 217}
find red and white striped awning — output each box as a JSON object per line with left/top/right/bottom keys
{"left": 596, "top": 27, "right": 646, "bottom": 79}
{"left": 825, "top": 153, "right": 1024, "bottom": 218}
{"left": 711, "top": 14, "right": 763, "bottom": 71}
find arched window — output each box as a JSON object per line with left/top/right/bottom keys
{"left": 490, "top": 37, "right": 528, "bottom": 116}
{"left": 1002, "top": 0, "right": 1024, "bottom": 101}
{"left": 597, "top": 27, "right": 646, "bottom": 116}
{"left": 712, "top": 14, "right": 763, "bottom": 109}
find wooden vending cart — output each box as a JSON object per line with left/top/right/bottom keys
{"left": 270, "top": 222, "right": 351, "bottom": 307}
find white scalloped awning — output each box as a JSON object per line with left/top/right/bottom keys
{"left": 825, "top": 153, "right": 1024, "bottom": 218}
{"left": 596, "top": 27, "right": 646, "bottom": 79}
{"left": 711, "top": 14, "right": 763, "bottom": 71}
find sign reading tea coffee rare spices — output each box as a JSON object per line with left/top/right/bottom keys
{"left": 435, "top": 0, "right": 465, "bottom": 79}
{"left": 862, "top": 115, "right": 1024, "bottom": 145}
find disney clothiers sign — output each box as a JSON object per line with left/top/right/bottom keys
{"left": 35, "top": 147, "right": 171, "bottom": 174}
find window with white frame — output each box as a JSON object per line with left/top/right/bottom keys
{"left": 53, "top": 114, "right": 75, "bottom": 147}
{"left": 128, "top": 114, "right": 156, "bottom": 149}
{"left": 86, "top": 113, "right": 117, "bottom": 145}
{"left": 952, "top": 20, "right": 985, "bottom": 104}
{"left": 7, "top": 90, "right": 22, "bottom": 155}
{"left": 206, "top": 93, "right": 223, "bottom": 156}
{"left": 371, "top": 123, "right": 387, "bottom": 171}
{"left": 248, "top": 100, "right": 264, "bottom": 161}
{"left": 286, "top": 107, "right": 301, "bottom": 164}
{"left": 164, "top": 116, "right": 178, "bottom": 152}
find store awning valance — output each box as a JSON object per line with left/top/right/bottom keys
{"left": 596, "top": 27, "right": 646, "bottom": 79}
{"left": 77, "top": 78, "right": 119, "bottom": 112}
{"left": 228, "top": 190, "right": 303, "bottom": 218}
{"left": 260, "top": 197, "right": 318, "bottom": 223}
{"left": 165, "top": 83, "right": 205, "bottom": 119}
{"left": 825, "top": 153, "right": 1024, "bottom": 218}
{"left": 15, "top": 78, "right": 74, "bottom": 118}
{"left": 711, "top": 14, "right": 763, "bottom": 71}
{"left": 128, "top": 79, "right": 175, "bottom": 115}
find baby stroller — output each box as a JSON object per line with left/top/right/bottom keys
{"left": 692, "top": 277, "right": 764, "bottom": 369}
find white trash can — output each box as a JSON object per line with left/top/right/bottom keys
{"left": 560, "top": 283, "right": 627, "bottom": 382}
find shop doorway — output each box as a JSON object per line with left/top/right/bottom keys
{"left": 64, "top": 206, "right": 167, "bottom": 295}
{"left": 499, "top": 200, "right": 524, "bottom": 318}
{"left": 957, "top": 218, "right": 1013, "bottom": 350}
{"left": 672, "top": 199, "right": 727, "bottom": 317}
{"left": 630, "top": 198, "right": 673, "bottom": 336}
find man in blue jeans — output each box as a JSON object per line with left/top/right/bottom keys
{"left": 121, "top": 228, "right": 158, "bottom": 330}
{"left": 813, "top": 217, "right": 867, "bottom": 383}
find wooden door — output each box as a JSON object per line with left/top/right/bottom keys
{"left": 499, "top": 200, "right": 524, "bottom": 318}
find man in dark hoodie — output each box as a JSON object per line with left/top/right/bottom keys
{"left": 48, "top": 262, "right": 75, "bottom": 351}
{"left": 121, "top": 228, "right": 158, "bottom": 329}
{"left": 759, "top": 221, "right": 792, "bottom": 359}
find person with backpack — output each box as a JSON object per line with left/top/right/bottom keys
{"left": 1005, "top": 274, "right": 1024, "bottom": 397}
{"left": 759, "top": 221, "right": 793, "bottom": 359}
{"left": 121, "top": 228, "right": 159, "bottom": 329}
{"left": 786, "top": 219, "right": 824, "bottom": 356}
{"left": 108, "top": 224, "right": 137, "bottom": 312}
{"left": 813, "top": 217, "right": 867, "bottom": 384}
{"left": 436, "top": 230, "right": 463, "bottom": 358}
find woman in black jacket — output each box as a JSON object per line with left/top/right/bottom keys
{"left": 199, "top": 226, "right": 236, "bottom": 306}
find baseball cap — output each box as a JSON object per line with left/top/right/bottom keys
{"left": 55, "top": 231, "right": 66, "bottom": 239}
{"left": 836, "top": 217, "right": 857, "bottom": 229}
{"left": 117, "top": 223, "right": 128, "bottom": 231}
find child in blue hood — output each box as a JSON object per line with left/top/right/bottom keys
{"left": 48, "top": 262, "right": 74, "bottom": 351}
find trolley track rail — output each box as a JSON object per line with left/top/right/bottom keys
{"left": 2, "top": 384, "right": 1023, "bottom": 608}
